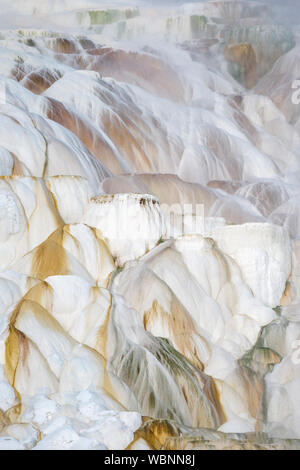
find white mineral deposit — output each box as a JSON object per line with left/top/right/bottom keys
{"left": 0, "top": 0, "right": 299, "bottom": 451}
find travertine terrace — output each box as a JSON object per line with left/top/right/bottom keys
{"left": 0, "top": 0, "right": 299, "bottom": 450}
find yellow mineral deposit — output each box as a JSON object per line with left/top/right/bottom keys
{"left": 0, "top": 0, "right": 299, "bottom": 451}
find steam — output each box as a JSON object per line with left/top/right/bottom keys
{"left": 256, "top": 0, "right": 300, "bottom": 26}
{"left": 0, "top": 0, "right": 299, "bottom": 450}
{"left": 0, "top": 0, "right": 299, "bottom": 31}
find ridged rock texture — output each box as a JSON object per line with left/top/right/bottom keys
{"left": 0, "top": 0, "right": 299, "bottom": 450}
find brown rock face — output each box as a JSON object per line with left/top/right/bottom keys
{"left": 21, "top": 68, "right": 63, "bottom": 94}
{"left": 128, "top": 418, "right": 300, "bottom": 450}
{"left": 225, "top": 43, "right": 258, "bottom": 88}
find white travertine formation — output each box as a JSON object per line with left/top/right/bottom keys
{"left": 83, "top": 193, "right": 165, "bottom": 266}
{"left": 211, "top": 223, "right": 292, "bottom": 308}
{"left": 0, "top": 177, "right": 62, "bottom": 270}
{"left": 113, "top": 234, "right": 276, "bottom": 427}
{"left": 0, "top": 0, "right": 299, "bottom": 451}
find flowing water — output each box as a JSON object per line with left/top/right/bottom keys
{"left": 0, "top": 0, "right": 299, "bottom": 450}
